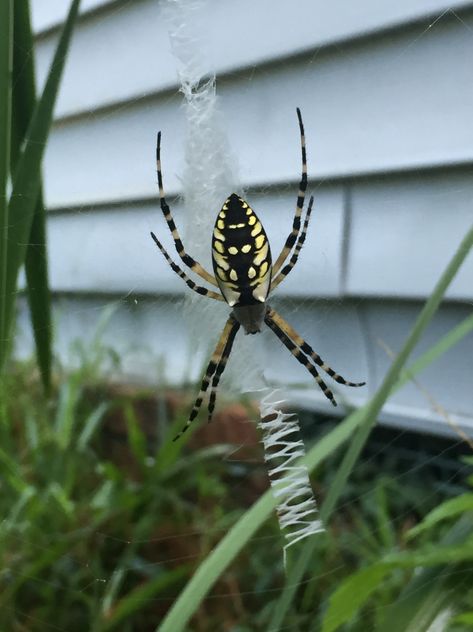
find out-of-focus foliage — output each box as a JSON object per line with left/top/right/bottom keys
{"left": 1, "top": 344, "right": 472, "bottom": 631}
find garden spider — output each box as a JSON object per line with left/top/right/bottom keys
{"left": 151, "top": 109, "right": 365, "bottom": 441}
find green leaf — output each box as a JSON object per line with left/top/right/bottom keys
{"left": 2, "top": 0, "right": 81, "bottom": 370}
{"left": 0, "top": 0, "right": 13, "bottom": 364}
{"left": 382, "top": 536, "right": 473, "bottom": 567}
{"left": 78, "top": 401, "right": 109, "bottom": 451}
{"left": 101, "top": 566, "right": 188, "bottom": 630}
{"left": 25, "top": 190, "right": 52, "bottom": 392}
{"left": 322, "top": 514, "right": 473, "bottom": 632}
{"left": 124, "top": 403, "right": 148, "bottom": 467}
{"left": 453, "top": 612, "right": 473, "bottom": 627}
{"left": 9, "top": 2, "right": 52, "bottom": 392}
{"left": 380, "top": 514, "right": 473, "bottom": 632}
{"left": 322, "top": 564, "right": 392, "bottom": 632}
{"left": 24, "top": 217, "right": 51, "bottom": 376}
{"left": 158, "top": 224, "right": 473, "bottom": 632}
{"left": 55, "top": 380, "right": 80, "bottom": 450}
{"left": 407, "top": 494, "right": 473, "bottom": 540}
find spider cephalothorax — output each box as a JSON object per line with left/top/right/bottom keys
{"left": 150, "top": 109, "right": 365, "bottom": 440}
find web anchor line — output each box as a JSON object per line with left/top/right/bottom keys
{"left": 259, "top": 390, "right": 324, "bottom": 566}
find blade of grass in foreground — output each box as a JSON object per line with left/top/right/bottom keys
{"left": 158, "top": 224, "right": 473, "bottom": 632}
{"left": 24, "top": 194, "right": 52, "bottom": 393}
{"left": 0, "top": 0, "right": 13, "bottom": 369}
{"left": 268, "top": 222, "right": 473, "bottom": 632}
{"left": 1, "top": 0, "right": 81, "bottom": 374}
{"left": 11, "top": 0, "right": 52, "bottom": 393}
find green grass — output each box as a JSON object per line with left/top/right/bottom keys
{"left": 1, "top": 355, "right": 472, "bottom": 631}
{"left": 0, "top": 360, "right": 245, "bottom": 630}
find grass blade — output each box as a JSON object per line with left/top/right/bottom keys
{"left": 2, "top": 0, "right": 81, "bottom": 369}
{"left": 380, "top": 513, "right": 473, "bottom": 632}
{"left": 0, "top": 0, "right": 13, "bottom": 368}
{"left": 24, "top": 191, "right": 52, "bottom": 392}
{"left": 11, "top": 1, "right": 52, "bottom": 393}
{"left": 158, "top": 224, "right": 473, "bottom": 632}
{"left": 321, "top": 564, "right": 392, "bottom": 632}
{"left": 321, "top": 513, "right": 473, "bottom": 632}
{"left": 102, "top": 567, "right": 188, "bottom": 631}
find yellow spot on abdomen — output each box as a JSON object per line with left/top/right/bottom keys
{"left": 253, "top": 241, "right": 268, "bottom": 265}
{"left": 260, "top": 261, "right": 269, "bottom": 277}
{"left": 213, "top": 251, "right": 229, "bottom": 270}
{"left": 251, "top": 222, "right": 262, "bottom": 237}
{"left": 255, "top": 234, "right": 265, "bottom": 249}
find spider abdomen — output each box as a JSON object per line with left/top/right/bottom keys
{"left": 212, "top": 193, "right": 272, "bottom": 308}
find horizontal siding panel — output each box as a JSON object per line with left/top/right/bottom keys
{"left": 43, "top": 10, "right": 473, "bottom": 208}
{"left": 31, "top": 0, "right": 114, "bottom": 34}
{"left": 35, "top": 0, "right": 473, "bottom": 118}
{"left": 16, "top": 295, "right": 196, "bottom": 384}
{"left": 46, "top": 188, "right": 345, "bottom": 297}
{"left": 362, "top": 301, "right": 473, "bottom": 418}
{"left": 277, "top": 299, "right": 473, "bottom": 425}
{"left": 293, "top": 392, "right": 473, "bottom": 439}
{"left": 347, "top": 171, "right": 473, "bottom": 300}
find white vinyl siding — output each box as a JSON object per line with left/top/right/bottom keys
{"left": 20, "top": 0, "right": 473, "bottom": 438}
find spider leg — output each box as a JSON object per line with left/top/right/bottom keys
{"left": 173, "top": 317, "right": 237, "bottom": 441}
{"left": 264, "top": 310, "right": 337, "bottom": 406}
{"left": 270, "top": 195, "right": 314, "bottom": 292}
{"left": 267, "top": 307, "right": 366, "bottom": 387}
{"left": 151, "top": 232, "right": 224, "bottom": 301}
{"left": 207, "top": 320, "right": 240, "bottom": 422}
{"left": 271, "top": 108, "right": 308, "bottom": 276}
{"left": 156, "top": 132, "right": 218, "bottom": 287}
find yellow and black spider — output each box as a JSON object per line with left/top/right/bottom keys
{"left": 151, "top": 109, "right": 365, "bottom": 441}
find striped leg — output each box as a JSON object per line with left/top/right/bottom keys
{"left": 271, "top": 108, "right": 308, "bottom": 276}
{"left": 207, "top": 320, "right": 240, "bottom": 422}
{"left": 156, "top": 132, "right": 218, "bottom": 287}
{"left": 268, "top": 307, "right": 366, "bottom": 388}
{"left": 270, "top": 195, "right": 314, "bottom": 292}
{"left": 264, "top": 311, "right": 337, "bottom": 406}
{"left": 173, "top": 317, "right": 237, "bottom": 441}
{"left": 150, "top": 232, "right": 224, "bottom": 301}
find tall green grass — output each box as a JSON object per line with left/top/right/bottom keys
{"left": 2, "top": 339, "right": 472, "bottom": 631}
{"left": 0, "top": 0, "right": 81, "bottom": 391}
{"left": 0, "top": 358, "right": 237, "bottom": 630}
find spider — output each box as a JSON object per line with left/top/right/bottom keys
{"left": 151, "top": 109, "right": 365, "bottom": 441}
